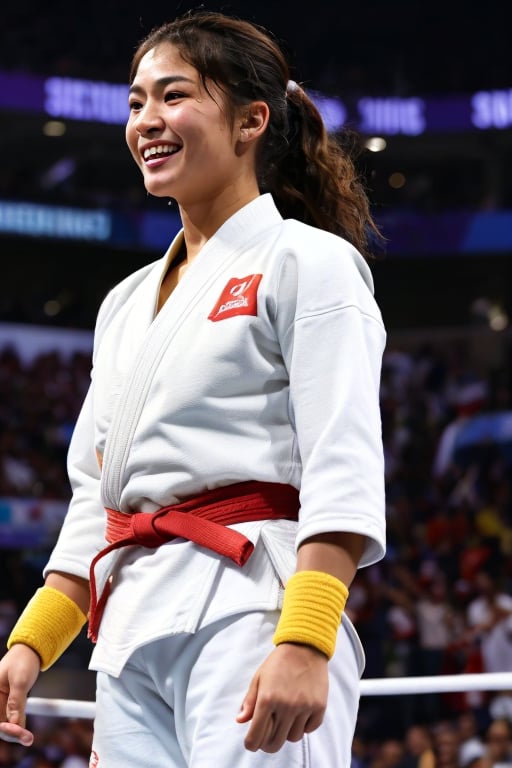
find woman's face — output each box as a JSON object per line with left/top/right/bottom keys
{"left": 126, "top": 43, "right": 250, "bottom": 208}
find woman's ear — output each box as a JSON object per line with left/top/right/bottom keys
{"left": 238, "top": 101, "right": 270, "bottom": 143}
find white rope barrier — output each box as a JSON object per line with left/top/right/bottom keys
{"left": 27, "top": 698, "right": 96, "bottom": 719}
{"left": 25, "top": 673, "right": 512, "bottom": 719}
{"left": 360, "top": 672, "right": 512, "bottom": 697}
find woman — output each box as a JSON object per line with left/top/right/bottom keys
{"left": 0, "top": 10, "right": 386, "bottom": 767}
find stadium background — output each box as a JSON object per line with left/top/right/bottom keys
{"left": 1, "top": 1, "right": 512, "bottom": 766}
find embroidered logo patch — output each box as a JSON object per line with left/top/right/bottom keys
{"left": 208, "top": 274, "right": 263, "bottom": 322}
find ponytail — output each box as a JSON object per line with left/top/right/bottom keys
{"left": 260, "top": 81, "right": 382, "bottom": 260}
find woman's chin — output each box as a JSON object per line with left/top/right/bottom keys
{"left": 143, "top": 179, "right": 176, "bottom": 200}
{"left": 145, "top": 190, "right": 169, "bottom": 200}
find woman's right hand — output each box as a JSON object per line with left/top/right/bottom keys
{"left": 0, "top": 643, "right": 40, "bottom": 746}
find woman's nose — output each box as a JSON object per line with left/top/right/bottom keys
{"left": 134, "top": 104, "right": 165, "bottom": 135}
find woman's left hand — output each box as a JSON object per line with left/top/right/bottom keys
{"left": 236, "top": 642, "right": 328, "bottom": 753}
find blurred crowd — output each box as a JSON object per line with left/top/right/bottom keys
{"left": 0, "top": 346, "right": 91, "bottom": 499}
{"left": 0, "top": 718, "right": 93, "bottom": 767}
{"left": 0, "top": 328, "right": 512, "bottom": 765}
{"left": 352, "top": 332, "right": 512, "bottom": 766}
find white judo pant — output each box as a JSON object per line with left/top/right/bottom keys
{"left": 90, "top": 610, "right": 365, "bottom": 767}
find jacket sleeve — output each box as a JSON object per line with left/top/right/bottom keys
{"left": 43, "top": 288, "right": 120, "bottom": 580}
{"left": 274, "top": 229, "right": 386, "bottom": 568}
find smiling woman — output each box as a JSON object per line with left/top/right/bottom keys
{"left": 0, "top": 9, "right": 387, "bottom": 768}
{"left": 125, "top": 43, "right": 265, "bottom": 218}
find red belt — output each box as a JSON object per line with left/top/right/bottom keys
{"left": 87, "top": 481, "right": 300, "bottom": 642}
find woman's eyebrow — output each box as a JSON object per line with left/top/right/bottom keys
{"left": 129, "top": 75, "right": 196, "bottom": 95}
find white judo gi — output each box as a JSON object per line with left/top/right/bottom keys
{"left": 43, "top": 193, "right": 387, "bottom": 767}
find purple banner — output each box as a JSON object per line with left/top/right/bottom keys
{"left": 1, "top": 70, "right": 512, "bottom": 135}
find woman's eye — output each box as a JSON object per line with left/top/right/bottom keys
{"left": 165, "top": 91, "right": 185, "bottom": 102}
{"left": 129, "top": 101, "right": 143, "bottom": 111}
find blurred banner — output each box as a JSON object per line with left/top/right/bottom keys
{"left": 0, "top": 497, "right": 68, "bottom": 547}
{"left": 2, "top": 70, "right": 512, "bottom": 134}
{"left": 1, "top": 199, "right": 512, "bottom": 256}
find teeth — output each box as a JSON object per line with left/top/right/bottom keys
{"left": 143, "top": 144, "right": 177, "bottom": 160}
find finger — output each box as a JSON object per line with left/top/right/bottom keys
{"left": 235, "top": 699, "right": 253, "bottom": 724}
{"left": 0, "top": 722, "right": 34, "bottom": 747}
{"left": 285, "top": 714, "right": 312, "bottom": 743}
{"left": 244, "top": 710, "right": 275, "bottom": 753}
{"left": 303, "top": 709, "right": 325, "bottom": 734}
{"left": 236, "top": 674, "right": 259, "bottom": 724}
{"left": 6, "top": 691, "right": 27, "bottom": 728}
{"left": 259, "top": 713, "right": 294, "bottom": 754}
{"left": 262, "top": 708, "right": 324, "bottom": 752}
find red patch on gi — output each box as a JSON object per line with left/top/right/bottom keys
{"left": 208, "top": 274, "right": 263, "bottom": 321}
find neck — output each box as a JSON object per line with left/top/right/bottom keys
{"left": 178, "top": 187, "right": 260, "bottom": 262}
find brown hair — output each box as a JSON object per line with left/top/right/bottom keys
{"left": 130, "top": 10, "right": 382, "bottom": 260}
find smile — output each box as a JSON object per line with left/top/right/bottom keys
{"left": 142, "top": 144, "right": 181, "bottom": 163}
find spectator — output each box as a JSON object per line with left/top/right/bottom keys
{"left": 466, "top": 570, "right": 512, "bottom": 674}
{"left": 489, "top": 691, "right": 512, "bottom": 723}
{"left": 402, "top": 724, "right": 435, "bottom": 768}
{"left": 458, "top": 711, "right": 486, "bottom": 768}
{"left": 370, "top": 739, "right": 408, "bottom": 768}
{"left": 482, "top": 718, "right": 512, "bottom": 767}
{"left": 414, "top": 576, "right": 458, "bottom": 722}
{"left": 432, "top": 722, "right": 461, "bottom": 768}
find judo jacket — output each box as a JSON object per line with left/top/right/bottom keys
{"left": 44, "top": 193, "right": 387, "bottom": 676}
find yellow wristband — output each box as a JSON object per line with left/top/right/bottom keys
{"left": 273, "top": 570, "right": 349, "bottom": 659}
{"left": 7, "top": 586, "right": 87, "bottom": 671}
